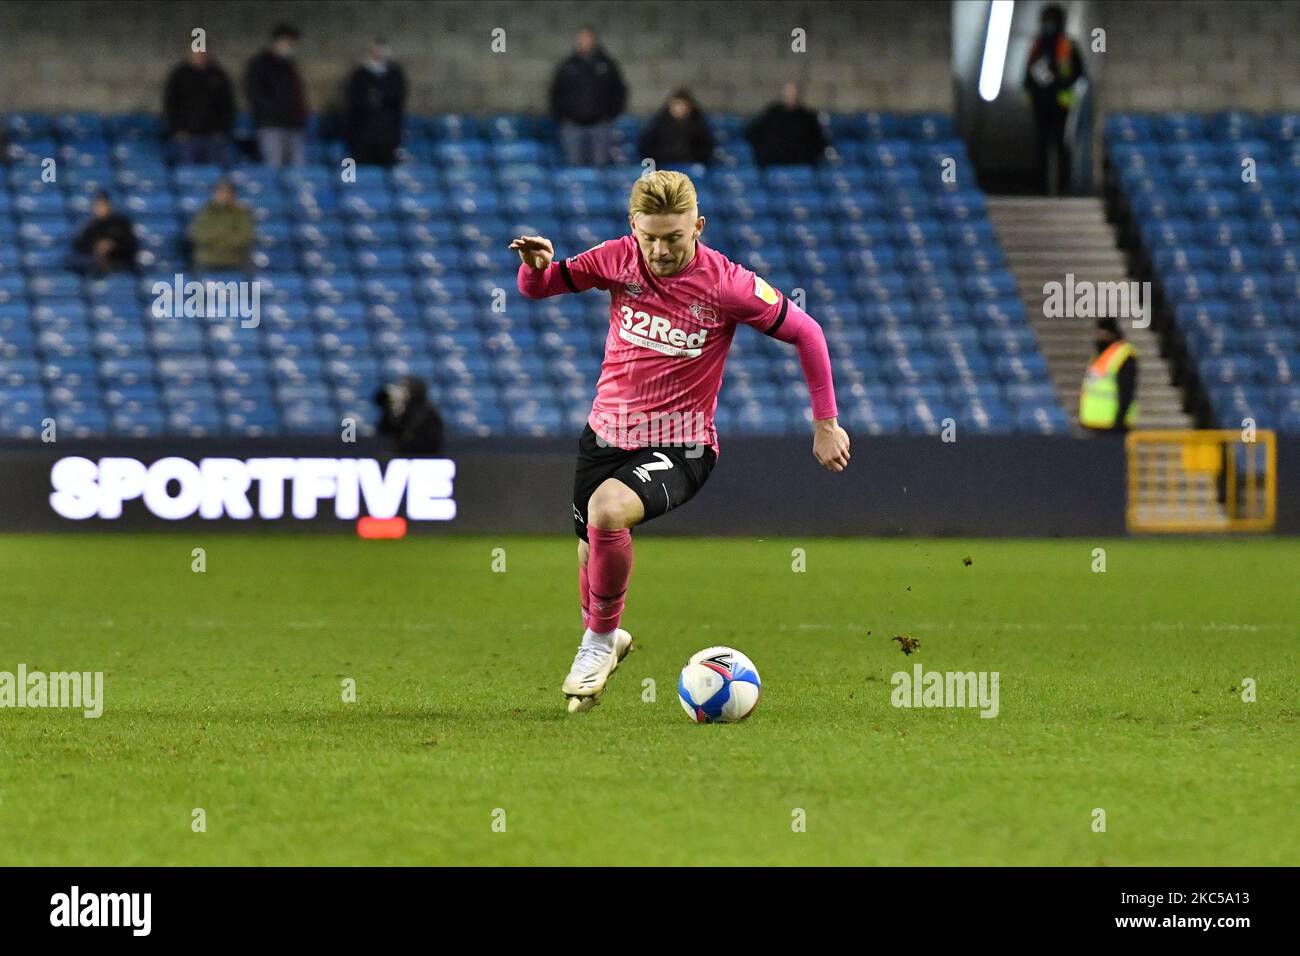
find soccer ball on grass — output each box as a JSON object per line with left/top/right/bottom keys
{"left": 677, "top": 646, "right": 761, "bottom": 723}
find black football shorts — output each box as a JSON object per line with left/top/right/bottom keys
{"left": 571, "top": 423, "right": 717, "bottom": 540}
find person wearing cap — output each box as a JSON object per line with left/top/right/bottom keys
{"left": 245, "top": 23, "right": 308, "bottom": 167}
{"left": 66, "top": 191, "right": 138, "bottom": 276}
{"left": 343, "top": 37, "right": 408, "bottom": 167}
{"left": 187, "top": 178, "right": 255, "bottom": 272}
{"left": 1079, "top": 318, "right": 1138, "bottom": 434}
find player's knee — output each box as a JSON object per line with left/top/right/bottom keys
{"left": 577, "top": 540, "right": 589, "bottom": 566}
{"left": 587, "top": 481, "right": 638, "bottom": 530}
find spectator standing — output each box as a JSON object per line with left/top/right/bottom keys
{"left": 637, "top": 90, "right": 715, "bottom": 167}
{"left": 187, "top": 179, "right": 255, "bottom": 272}
{"left": 245, "top": 23, "right": 309, "bottom": 168}
{"left": 67, "top": 191, "right": 138, "bottom": 276}
{"left": 744, "top": 81, "right": 829, "bottom": 167}
{"left": 549, "top": 26, "right": 627, "bottom": 167}
{"left": 1079, "top": 318, "right": 1138, "bottom": 434}
{"left": 164, "top": 48, "right": 236, "bottom": 165}
{"left": 344, "top": 38, "right": 407, "bottom": 167}
{"left": 1022, "top": 3, "right": 1087, "bottom": 195}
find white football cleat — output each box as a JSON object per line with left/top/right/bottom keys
{"left": 563, "top": 628, "right": 634, "bottom": 712}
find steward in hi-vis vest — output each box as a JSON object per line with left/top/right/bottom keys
{"left": 1079, "top": 317, "right": 1139, "bottom": 433}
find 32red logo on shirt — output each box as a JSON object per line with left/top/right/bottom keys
{"left": 618, "top": 305, "right": 709, "bottom": 356}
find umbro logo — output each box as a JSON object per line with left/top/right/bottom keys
{"left": 626, "top": 282, "right": 642, "bottom": 297}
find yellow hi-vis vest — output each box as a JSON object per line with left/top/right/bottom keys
{"left": 1079, "top": 340, "right": 1138, "bottom": 428}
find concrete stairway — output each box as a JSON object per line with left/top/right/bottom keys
{"left": 986, "top": 196, "right": 1193, "bottom": 430}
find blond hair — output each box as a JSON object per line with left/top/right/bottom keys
{"left": 628, "top": 170, "right": 698, "bottom": 219}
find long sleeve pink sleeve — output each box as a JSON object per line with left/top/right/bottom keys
{"left": 517, "top": 261, "right": 577, "bottom": 299}
{"left": 516, "top": 239, "right": 616, "bottom": 300}
{"left": 767, "top": 299, "right": 838, "bottom": 421}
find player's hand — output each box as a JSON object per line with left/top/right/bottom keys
{"left": 813, "top": 418, "right": 850, "bottom": 473}
{"left": 509, "top": 235, "right": 554, "bottom": 270}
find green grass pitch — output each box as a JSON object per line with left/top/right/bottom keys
{"left": 0, "top": 533, "right": 1295, "bottom": 866}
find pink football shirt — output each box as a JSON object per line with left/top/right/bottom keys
{"left": 518, "top": 234, "right": 836, "bottom": 453}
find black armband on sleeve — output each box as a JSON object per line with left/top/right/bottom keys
{"left": 558, "top": 259, "right": 579, "bottom": 293}
{"left": 764, "top": 297, "right": 789, "bottom": 337}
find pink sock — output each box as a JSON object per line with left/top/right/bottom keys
{"left": 578, "top": 561, "right": 591, "bottom": 629}
{"left": 586, "top": 527, "right": 632, "bottom": 634}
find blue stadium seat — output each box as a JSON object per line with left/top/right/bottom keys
{"left": 0, "top": 108, "right": 1074, "bottom": 438}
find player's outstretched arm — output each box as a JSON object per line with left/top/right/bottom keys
{"left": 513, "top": 234, "right": 614, "bottom": 299}
{"left": 511, "top": 235, "right": 564, "bottom": 299}
{"left": 769, "top": 299, "right": 850, "bottom": 473}
{"left": 511, "top": 235, "right": 610, "bottom": 300}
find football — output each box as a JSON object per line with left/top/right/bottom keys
{"left": 677, "top": 646, "right": 762, "bottom": 723}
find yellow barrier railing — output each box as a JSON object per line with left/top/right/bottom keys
{"left": 1126, "top": 429, "right": 1276, "bottom": 533}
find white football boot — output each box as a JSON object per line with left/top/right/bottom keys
{"left": 563, "top": 628, "right": 634, "bottom": 713}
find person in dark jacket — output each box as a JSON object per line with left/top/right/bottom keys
{"left": 245, "top": 23, "right": 308, "bottom": 167}
{"left": 344, "top": 38, "right": 407, "bottom": 167}
{"left": 66, "top": 191, "right": 138, "bottom": 276}
{"left": 375, "top": 376, "right": 445, "bottom": 455}
{"left": 1022, "top": 3, "right": 1087, "bottom": 195}
{"left": 164, "top": 48, "right": 236, "bottom": 166}
{"left": 637, "top": 89, "right": 715, "bottom": 167}
{"left": 549, "top": 26, "right": 627, "bottom": 167}
{"left": 744, "top": 81, "right": 829, "bottom": 167}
